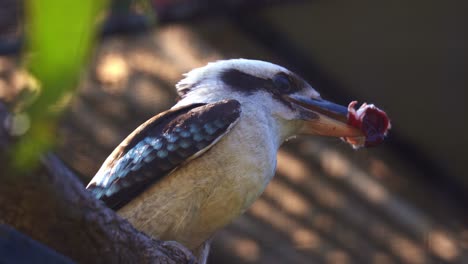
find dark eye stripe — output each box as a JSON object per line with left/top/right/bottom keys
{"left": 220, "top": 69, "right": 272, "bottom": 95}
{"left": 220, "top": 69, "right": 303, "bottom": 95}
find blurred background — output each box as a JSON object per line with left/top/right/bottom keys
{"left": 1, "top": 0, "right": 467, "bottom": 263}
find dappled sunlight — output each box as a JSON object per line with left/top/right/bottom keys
{"left": 427, "top": 229, "right": 460, "bottom": 261}
{"left": 313, "top": 143, "right": 438, "bottom": 240}
{"left": 350, "top": 171, "right": 388, "bottom": 204}
{"left": 156, "top": 26, "right": 220, "bottom": 72}
{"left": 320, "top": 148, "right": 462, "bottom": 262}
{"left": 250, "top": 199, "right": 298, "bottom": 234}
{"left": 319, "top": 148, "right": 351, "bottom": 179}
{"left": 247, "top": 197, "right": 375, "bottom": 262}
{"left": 128, "top": 49, "right": 182, "bottom": 82}
{"left": 371, "top": 252, "right": 394, "bottom": 264}
{"left": 249, "top": 199, "right": 330, "bottom": 255}
{"left": 368, "top": 221, "right": 432, "bottom": 264}
{"left": 282, "top": 140, "right": 468, "bottom": 263}
{"left": 276, "top": 150, "right": 345, "bottom": 209}
{"left": 96, "top": 52, "right": 130, "bottom": 87}
{"left": 0, "top": 61, "right": 36, "bottom": 102}
{"left": 325, "top": 249, "right": 350, "bottom": 264}
{"left": 229, "top": 236, "right": 261, "bottom": 262}
{"left": 390, "top": 236, "right": 427, "bottom": 264}
{"left": 88, "top": 97, "right": 130, "bottom": 121}
{"left": 368, "top": 158, "right": 392, "bottom": 180}
{"left": 70, "top": 100, "right": 122, "bottom": 147}
{"left": 274, "top": 147, "right": 442, "bottom": 263}
{"left": 231, "top": 214, "right": 318, "bottom": 264}
{"left": 263, "top": 180, "right": 311, "bottom": 217}
{"left": 231, "top": 238, "right": 260, "bottom": 262}
{"left": 129, "top": 76, "right": 174, "bottom": 111}
{"left": 292, "top": 228, "right": 321, "bottom": 250}
{"left": 276, "top": 150, "right": 308, "bottom": 182}
{"left": 320, "top": 148, "right": 388, "bottom": 204}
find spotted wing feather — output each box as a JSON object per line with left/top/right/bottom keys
{"left": 87, "top": 100, "right": 241, "bottom": 209}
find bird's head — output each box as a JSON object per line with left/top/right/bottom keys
{"left": 176, "top": 59, "right": 372, "bottom": 146}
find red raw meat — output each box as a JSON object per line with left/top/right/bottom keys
{"left": 344, "top": 101, "right": 391, "bottom": 148}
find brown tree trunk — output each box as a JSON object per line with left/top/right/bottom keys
{"left": 0, "top": 102, "right": 195, "bottom": 264}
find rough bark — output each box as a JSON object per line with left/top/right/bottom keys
{"left": 0, "top": 101, "right": 196, "bottom": 263}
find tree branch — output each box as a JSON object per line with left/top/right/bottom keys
{"left": 0, "top": 101, "right": 196, "bottom": 263}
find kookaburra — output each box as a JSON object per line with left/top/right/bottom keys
{"left": 87, "top": 59, "right": 389, "bottom": 262}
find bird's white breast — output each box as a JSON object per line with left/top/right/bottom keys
{"left": 118, "top": 102, "right": 281, "bottom": 250}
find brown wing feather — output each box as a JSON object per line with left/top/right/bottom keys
{"left": 86, "top": 99, "right": 241, "bottom": 209}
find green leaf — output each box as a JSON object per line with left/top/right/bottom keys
{"left": 13, "top": 0, "right": 108, "bottom": 170}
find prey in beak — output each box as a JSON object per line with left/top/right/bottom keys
{"left": 284, "top": 94, "right": 391, "bottom": 149}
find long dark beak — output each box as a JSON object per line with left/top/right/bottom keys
{"left": 284, "top": 95, "right": 363, "bottom": 137}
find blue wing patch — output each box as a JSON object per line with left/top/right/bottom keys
{"left": 87, "top": 100, "right": 241, "bottom": 209}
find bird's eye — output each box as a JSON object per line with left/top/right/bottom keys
{"left": 273, "top": 73, "right": 292, "bottom": 93}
